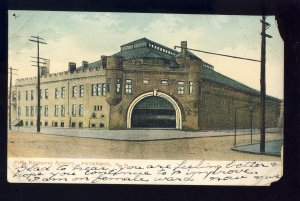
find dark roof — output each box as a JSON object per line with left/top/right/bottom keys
{"left": 115, "top": 37, "right": 200, "bottom": 61}
{"left": 76, "top": 60, "right": 102, "bottom": 70}
{"left": 203, "top": 67, "right": 279, "bottom": 100}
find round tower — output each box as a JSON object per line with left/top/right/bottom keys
{"left": 106, "top": 55, "right": 123, "bottom": 106}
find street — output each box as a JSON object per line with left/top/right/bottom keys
{"left": 8, "top": 130, "right": 282, "bottom": 160}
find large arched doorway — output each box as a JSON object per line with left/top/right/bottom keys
{"left": 127, "top": 91, "right": 182, "bottom": 129}
{"left": 132, "top": 96, "right": 176, "bottom": 128}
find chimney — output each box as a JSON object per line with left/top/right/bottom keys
{"left": 181, "top": 41, "right": 187, "bottom": 57}
{"left": 82, "top": 61, "right": 89, "bottom": 68}
{"left": 68, "top": 62, "right": 76, "bottom": 72}
{"left": 101, "top": 56, "right": 107, "bottom": 69}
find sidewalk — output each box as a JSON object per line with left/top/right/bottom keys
{"left": 232, "top": 139, "right": 283, "bottom": 157}
{"left": 11, "top": 126, "right": 282, "bottom": 141}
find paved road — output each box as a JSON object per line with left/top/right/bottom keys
{"left": 11, "top": 126, "right": 282, "bottom": 141}
{"left": 8, "top": 131, "right": 283, "bottom": 160}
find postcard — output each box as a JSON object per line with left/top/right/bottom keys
{"left": 7, "top": 11, "right": 284, "bottom": 185}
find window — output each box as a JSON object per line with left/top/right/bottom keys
{"left": 61, "top": 87, "right": 65, "bottom": 98}
{"left": 91, "top": 124, "right": 96, "bottom": 128}
{"left": 161, "top": 80, "right": 168, "bottom": 85}
{"left": 79, "top": 104, "right": 84, "bottom": 116}
{"left": 92, "top": 83, "right": 107, "bottom": 96}
{"left": 61, "top": 121, "right": 64, "bottom": 127}
{"left": 102, "top": 83, "right": 107, "bottom": 96}
{"left": 94, "top": 105, "right": 102, "bottom": 111}
{"left": 92, "top": 84, "right": 97, "bottom": 96}
{"left": 107, "top": 83, "right": 110, "bottom": 92}
{"left": 40, "top": 89, "right": 43, "bottom": 99}
{"left": 45, "top": 121, "right": 48, "bottom": 127}
{"left": 71, "top": 122, "right": 76, "bottom": 127}
{"left": 39, "top": 106, "right": 42, "bottom": 116}
{"left": 26, "top": 91, "right": 28, "bottom": 101}
{"left": 30, "top": 121, "right": 33, "bottom": 126}
{"left": 18, "top": 107, "right": 21, "bottom": 116}
{"left": 26, "top": 106, "right": 29, "bottom": 117}
{"left": 115, "top": 79, "right": 121, "bottom": 93}
{"left": 18, "top": 91, "right": 21, "bottom": 100}
{"left": 12, "top": 91, "right": 16, "bottom": 101}
{"left": 79, "top": 122, "right": 83, "bottom": 128}
{"left": 61, "top": 105, "right": 65, "bottom": 116}
{"left": 54, "top": 105, "right": 58, "bottom": 116}
{"left": 45, "top": 89, "right": 49, "bottom": 99}
{"left": 100, "top": 123, "right": 104, "bottom": 128}
{"left": 53, "top": 122, "right": 58, "bottom": 127}
{"left": 97, "top": 84, "right": 102, "bottom": 96}
{"left": 25, "top": 121, "right": 28, "bottom": 126}
{"left": 79, "top": 85, "right": 84, "bottom": 97}
{"left": 72, "top": 104, "right": 76, "bottom": 116}
{"left": 189, "top": 81, "right": 193, "bottom": 95}
{"left": 72, "top": 86, "right": 77, "bottom": 98}
{"left": 55, "top": 88, "right": 59, "bottom": 99}
{"left": 142, "top": 79, "right": 149, "bottom": 84}
{"left": 44, "top": 105, "right": 48, "bottom": 116}
{"left": 30, "top": 90, "right": 34, "bottom": 100}
{"left": 178, "top": 81, "right": 185, "bottom": 95}
{"left": 30, "top": 106, "right": 34, "bottom": 116}
{"left": 125, "top": 79, "right": 132, "bottom": 94}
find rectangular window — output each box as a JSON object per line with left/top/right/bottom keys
{"left": 44, "top": 105, "right": 48, "bottom": 116}
{"left": 189, "top": 81, "right": 193, "bottom": 95}
{"left": 97, "top": 84, "right": 102, "bottom": 96}
{"left": 30, "top": 106, "right": 34, "bottom": 116}
{"left": 26, "top": 106, "right": 29, "bottom": 117}
{"left": 18, "top": 91, "right": 21, "bottom": 100}
{"left": 45, "top": 89, "right": 49, "bottom": 99}
{"left": 31, "top": 90, "right": 34, "bottom": 100}
{"left": 79, "top": 85, "right": 84, "bottom": 97}
{"left": 61, "top": 122, "right": 64, "bottom": 127}
{"left": 125, "top": 79, "right": 132, "bottom": 94}
{"left": 79, "top": 104, "right": 84, "bottom": 116}
{"left": 18, "top": 107, "right": 21, "bottom": 116}
{"left": 61, "top": 87, "right": 65, "bottom": 98}
{"left": 72, "top": 86, "right": 77, "bottom": 98}
{"left": 55, "top": 88, "right": 59, "bottom": 99}
{"left": 45, "top": 121, "right": 48, "bottom": 127}
{"left": 161, "top": 80, "right": 168, "bottom": 85}
{"left": 117, "top": 79, "right": 121, "bottom": 93}
{"left": 142, "top": 78, "right": 149, "bottom": 84}
{"left": 92, "top": 84, "right": 97, "bottom": 96}
{"left": 178, "top": 81, "right": 185, "bottom": 95}
{"left": 72, "top": 104, "right": 76, "bottom": 116}
{"left": 79, "top": 122, "right": 83, "bottom": 128}
{"left": 39, "top": 106, "right": 42, "bottom": 116}
{"left": 102, "top": 83, "right": 106, "bottom": 96}
{"left": 71, "top": 122, "right": 76, "bottom": 127}
{"left": 61, "top": 105, "right": 65, "bottom": 116}
{"left": 40, "top": 89, "right": 43, "bottom": 99}
{"left": 26, "top": 91, "right": 28, "bottom": 101}
{"left": 54, "top": 105, "right": 58, "bottom": 116}
{"left": 12, "top": 91, "right": 17, "bottom": 101}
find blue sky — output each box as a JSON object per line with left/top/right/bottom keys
{"left": 8, "top": 11, "right": 284, "bottom": 99}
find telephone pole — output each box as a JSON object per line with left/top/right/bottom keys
{"left": 8, "top": 67, "right": 18, "bottom": 130}
{"left": 29, "top": 36, "right": 47, "bottom": 133}
{"left": 260, "top": 15, "right": 272, "bottom": 152}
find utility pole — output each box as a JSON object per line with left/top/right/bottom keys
{"left": 260, "top": 16, "right": 272, "bottom": 153}
{"left": 29, "top": 36, "right": 47, "bottom": 133}
{"left": 8, "top": 67, "right": 18, "bottom": 130}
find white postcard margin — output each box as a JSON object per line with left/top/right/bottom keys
{"left": 7, "top": 158, "right": 282, "bottom": 186}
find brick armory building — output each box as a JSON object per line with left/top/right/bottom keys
{"left": 10, "top": 38, "right": 281, "bottom": 130}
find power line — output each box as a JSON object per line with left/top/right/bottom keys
{"left": 29, "top": 36, "right": 47, "bottom": 133}
{"left": 174, "top": 46, "right": 261, "bottom": 62}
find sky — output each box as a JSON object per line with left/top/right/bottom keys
{"left": 8, "top": 11, "right": 284, "bottom": 99}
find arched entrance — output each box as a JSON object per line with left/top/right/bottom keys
{"left": 127, "top": 91, "right": 182, "bottom": 129}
